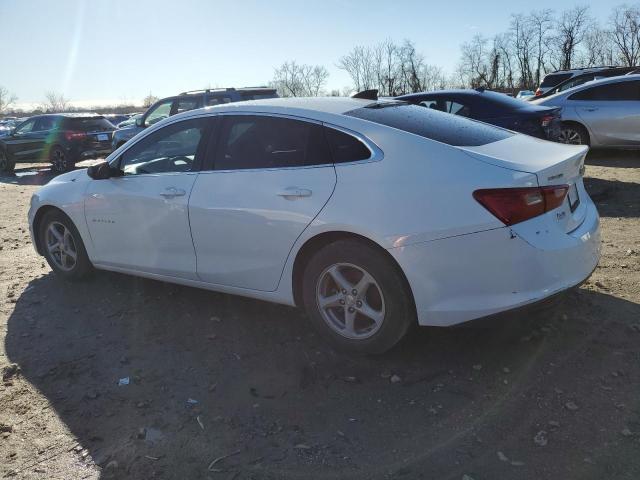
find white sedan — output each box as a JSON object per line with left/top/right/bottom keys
{"left": 28, "top": 97, "right": 600, "bottom": 354}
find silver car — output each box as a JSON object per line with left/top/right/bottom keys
{"left": 533, "top": 75, "right": 640, "bottom": 147}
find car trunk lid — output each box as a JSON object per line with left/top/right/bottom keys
{"left": 460, "top": 135, "right": 588, "bottom": 233}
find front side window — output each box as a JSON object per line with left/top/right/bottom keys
{"left": 119, "top": 118, "right": 208, "bottom": 175}
{"left": 14, "top": 119, "right": 35, "bottom": 134}
{"left": 34, "top": 116, "right": 60, "bottom": 131}
{"left": 205, "top": 96, "right": 233, "bottom": 106}
{"left": 144, "top": 100, "right": 173, "bottom": 127}
{"left": 175, "top": 98, "right": 199, "bottom": 114}
{"left": 214, "top": 115, "right": 331, "bottom": 170}
{"left": 568, "top": 81, "right": 640, "bottom": 101}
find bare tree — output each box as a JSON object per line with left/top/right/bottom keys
{"left": 609, "top": 4, "right": 640, "bottom": 66}
{"left": 142, "top": 92, "right": 159, "bottom": 107}
{"left": 270, "top": 61, "right": 329, "bottom": 97}
{"left": 510, "top": 13, "right": 536, "bottom": 88}
{"left": 584, "top": 28, "right": 616, "bottom": 66}
{"left": 0, "top": 86, "right": 18, "bottom": 114}
{"left": 337, "top": 46, "right": 377, "bottom": 92}
{"left": 552, "top": 6, "right": 592, "bottom": 70}
{"left": 530, "top": 9, "right": 554, "bottom": 85}
{"left": 42, "top": 91, "right": 70, "bottom": 112}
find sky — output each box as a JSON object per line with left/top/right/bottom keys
{"left": 0, "top": 0, "right": 624, "bottom": 109}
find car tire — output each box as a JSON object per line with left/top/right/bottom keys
{"left": 38, "top": 209, "right": 93, "bottom": 280}
{"left": 0, "top": 149, "right": 15, "bottom": 173}
{"left": 50, "top": 146, "right": 75, "bottom": 173}
{"left": 302, "top": 239, "right": 415, "bottom": 354}
{"left": 559, "top": 123, "right": 589, "bottom": 146}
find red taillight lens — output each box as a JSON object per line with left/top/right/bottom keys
{"left": 473, "top": 185, "right": 569, "bottom": 226}
{"left": 64, "top": 130, "right": 86, "bottom": 141}
{"left": 535, "top": 88, "right": 543, "bottom": 96}
{"left": 540, "top": 114, "right": 555, "bottom": 127}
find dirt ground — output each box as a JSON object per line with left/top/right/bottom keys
{"left": 0, "top": 151, "right": 639, "bottom": 480}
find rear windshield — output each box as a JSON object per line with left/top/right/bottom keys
{"left": 345, "top": 103, "right": 512, "bottom": 146}
{"left": 540, "top": 73, "right": 573, "bottom": 88}
{"left": 65, "top": 117, "right": 114, "bottom": 131}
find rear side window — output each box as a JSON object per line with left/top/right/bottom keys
{"left": 568, "top": 81, "right": 640, "bottom": 101}
{"left": 65, "top": 117, "right": 114, "bottom": 131}
{"left": 346, "top": 103, "right": 512, "bottom": 146}
{"left": 324, "top": 127, "right": 371, "bottom": 163}
{"left": 175, "top": 98, "right": 200, "bottom": 114}
{"left": 214, "top": 115, "right": 332, "bottom": 170}
{"left": 540, "top": 73, "right": 573, "bottom": 88}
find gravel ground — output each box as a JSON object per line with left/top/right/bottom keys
{"left": 0, "top": 151, "right": 639, "bottom": 480}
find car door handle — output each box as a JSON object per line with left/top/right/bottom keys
{"left": 159, "top": 187, "right": 186, "bottom": 198}
{"left": 584, "top": 107, "right": 598, "bottom": 112}
{"left": 276, "top": 187, "right": 312, "bottom": 199}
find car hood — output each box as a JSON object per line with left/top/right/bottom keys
{"left": 47, "top": 168, "right": 91, "bottom": 185}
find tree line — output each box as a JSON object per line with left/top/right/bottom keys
{"left": 2, "top": 4, "right": 640, "bottom": 115}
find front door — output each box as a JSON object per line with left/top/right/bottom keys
{"left": 84, "top": 117, "right": 210, "bottom": 279}
{"left": 189, "top": 114, "right": 337, "bottom": 291}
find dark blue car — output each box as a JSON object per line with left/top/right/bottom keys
{"left": 396, "top": 89, "right": 561, "bottom": 141}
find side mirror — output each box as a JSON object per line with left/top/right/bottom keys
{"left": 135, "top": 116, "right": 144, "bottom": 127}
{"left": 87, "top": 161, "right": 123, "bottom": 180}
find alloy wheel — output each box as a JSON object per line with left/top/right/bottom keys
{"left": 558, "top": 128, "right": 583, "bottom": 145}
{"left": 315, "top": 262, "right": 385, "bottom": 340}
{"left": 45, "top": 221, "right": 78, "bottom": 271}
{"left": 51, "top": 148, "right": 67, "bottom": 172}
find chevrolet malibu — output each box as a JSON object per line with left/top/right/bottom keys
{"left": 28, "top": 97, "right": 600, "bottom": 354}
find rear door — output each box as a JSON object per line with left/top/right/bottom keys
{"left": 571, "top": 80, "right": 640, "bottom": 146}
{"left": 189, "top": 114, "right": 337, "bottom": 291}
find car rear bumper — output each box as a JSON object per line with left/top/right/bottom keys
{"left": 389, "top": 198, "right": 600, "bottom": 327}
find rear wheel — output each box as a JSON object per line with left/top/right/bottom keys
{"left": 38, "top": 210, "right": 92, "bottom": 280}
{"left": 0, "top": 149, "right": 15, "bottom": 173}
{"left": 50, "top": 146, "right": 75, "bottom": 173}
{"left": 558, "top": 123, "right": 589, "bottom": 145}
{"left": 302, "top": 239, "right": 415, "bottom": 354}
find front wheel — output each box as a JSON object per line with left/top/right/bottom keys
{"left": 50, "top": 146, "right": 75, "bottom": 173}
{"left": 302, "top": 240, "right": 415, "bottom": 354}
{"left": 0, "top": 149, "right": 15, "bottom": 173}
{"left": 38, "top": 210, "right": 92, "bottom": 280}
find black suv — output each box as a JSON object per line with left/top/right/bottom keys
{"left": 111, "top": 87, "right": 278, "bottom": 150}
{"left": 0, "top": 113, "right": 115, "bottom": 173}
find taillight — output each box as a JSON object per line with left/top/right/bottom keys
{"left": 540, "top": 114, "right": 555, "bottom": 127}
{"left": 473, "top": 185, "right": 569, "bottom": 226}
{"left": 535, "top": 88, "right": 543, "bottom": 96}
{"left": 64, "top": 130, "right": 86, "bottom": 141}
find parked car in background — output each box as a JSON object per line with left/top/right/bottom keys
{"left": 396, "top": 89, "right": 561, "bottom": 141}
{"left": 535, "top": 66, "right": 621, "bottom": 97}
{"left": 111, "top": 87, "right": 278, "bottom": 150}
{"left": 102, "top": 114, "right": 131, "bottom": 127}
{"left": 0, "top": 118, "right": 22, "bottom": 137}
{"left": 116, "top": 113, "right": 142, "bottom": 128}
{"left": 28, "top": 97, "right": 599, "bottom": 354}
{"left": 516, "top": 90, "right": 535, "bottom": 99}
{"left": 533, "top": 75, "right": 640, "bottom": 146}
{"left": 532, "top": 66, "right": 637, "bottom": 101}
{"left": 0, "top": 113, "right": 115, "bottom": 173}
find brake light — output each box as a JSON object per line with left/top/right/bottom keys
{"left": 540, "top": 114, "right": 556, "bottom": 127}
{"left": 64, "top": 130, "right": 86, "bottom": 141}
{"left": 473, "top": 185, "right": 569, "bottom": 226}
{"left": 535, "top": 88, "right": 543, "bottom": 96}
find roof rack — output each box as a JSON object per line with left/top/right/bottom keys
{"left": 351, "top": 89, "right": 378, "bottom": 100}
{"left": 179, "top": 86, "right": 275, "bottom": 95}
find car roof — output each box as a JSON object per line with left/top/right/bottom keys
{"left": 31, "top": 113, "right": 104, "bottom": 118}
{"left": 171, "top": 97, "right": 379, "bottom": 120}
{"left": 536, "top": 74, "right": 640, "bottom": 102}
